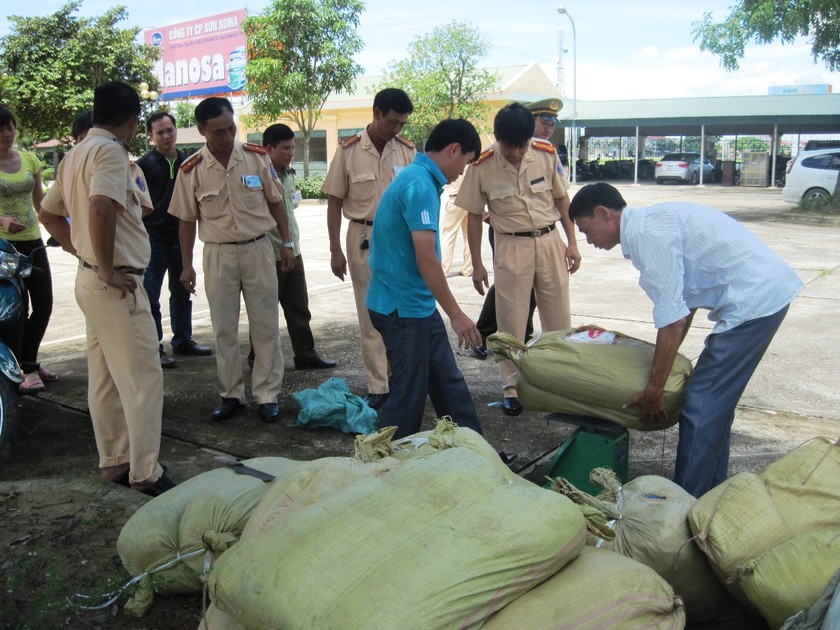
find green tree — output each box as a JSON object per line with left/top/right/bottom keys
{"left": 243, "top": 0, "right": 363, "bottom": 177}
{"left": 692, "top": 1, "right": 840, "bottom": 71}
{"left": 378, "top": 20, "right": 499, "bottom": 145}
{"left": 173, "top": 101, "right": 197, "bottom": 128}
{"left": 0, "top": 1, "right": 158, "bottom": 144}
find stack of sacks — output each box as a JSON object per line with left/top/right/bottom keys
{"left": 549, "top": 470, "right": 753, "bottom": 627}
{"left": 483, "top": 547, "right": 686, "bottom": 629}
{"left": 487, "top": 326, "right": 692, "bottom": 429}
{"left": 116, "top": 457, "right": 301, "bottom": 616}
{"left": 688, "top": 437, "right": 840, "bottom": 629}
{"left": 208, "top": 447, "right": 587, "bottom": 629}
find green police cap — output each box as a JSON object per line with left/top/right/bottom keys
{"left": 527, "top": 98, "right": 562, "bottom": 123}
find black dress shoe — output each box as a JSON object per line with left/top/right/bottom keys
{"left": 160, "top": 350, "right": 177, "bottom": 369}
{"left": 502, "top": 396, "right": 523, "bottom": 416}
{"left": 294, "top": 356, "right": 337, "bottom": 370}
{"left": 258, "top": 402, "right": 280, "bottom": 423}
{"left": 174, "top": 340, "right": 214, "bottom": 356}
{"left": 212, "top": 398, "right": 244, "bottom": 422}
{"left": 471, "top": 344, "right": 489, "bottom": 360}
{"left": 363, "top": 392, "right": 389, "bottom": 410}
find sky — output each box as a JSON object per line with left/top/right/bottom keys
{"left": 2, "top": 0, "right": 838, "bottom": 102}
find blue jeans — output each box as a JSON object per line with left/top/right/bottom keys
{"left": 143, "top": 240, "right": 192, "bottom": 352}
{"left": 369, "top": 309, "right": 482, "bottom": 440}
{"left": 674, "top": 305, "right": 790, "bottom": 497}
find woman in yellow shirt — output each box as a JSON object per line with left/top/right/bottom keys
{"left": 0, "top": 105, "right": 55, "bottom": 393}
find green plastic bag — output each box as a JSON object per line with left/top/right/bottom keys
{"left": 293, "top": 376, "right": 377, "bottom": 434}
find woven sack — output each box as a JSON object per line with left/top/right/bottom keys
{"left": 487, "top": 326, "right": 692, "bottom": 429}
{"left": 737, "top": 529, "right": 840, "bottom": 629}
{"left": 116, "top": 457, "right": 301, "bottom": 616}
{"left": 209, "top": 448, "right": 586, "bottom": 629}
{"left": 688, "top": 438, "right": 840, "bottom": 605}
{"left": 484, "top": 547, "right": 686, "bottom": 629}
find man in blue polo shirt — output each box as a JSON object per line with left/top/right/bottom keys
{"left": 569, "top": 182, "right": 804, "bottom": 497}
{"left": 367, "top": 118, "right": 484, "bottom": 439}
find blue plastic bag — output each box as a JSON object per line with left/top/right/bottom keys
{"left": 293, "top": 377, "right": 377, "bottom": 435}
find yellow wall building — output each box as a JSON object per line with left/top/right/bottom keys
{"left": 240, "top": 62, "right": 563, "bottom": 176}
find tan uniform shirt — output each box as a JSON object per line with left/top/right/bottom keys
{"left": 41, "top": 128, "right": 151, "bottom": 269}
{"left": 455, "top": 140, "right": 567, "bottom": 234}
{"left": 168, "top": 141, "right": 284, "bottom": 243}
{"left": 321, "top": 129, "right": 416, "bottom": 221}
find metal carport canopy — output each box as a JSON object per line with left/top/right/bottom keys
{"left": 561, "top": 93, "right": 840, "bottom": 137}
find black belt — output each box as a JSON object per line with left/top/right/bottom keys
{"left": 350, "top": 219, "right": 374, "bottom": 226}
{"left": 506, "top": 224, "right": 556, "bottom": 238}
{"left": 219, "top": 233, "right": 266, "bottom": 245}
{"left": 80, "top": 260, "right": 145, "bottom": 276}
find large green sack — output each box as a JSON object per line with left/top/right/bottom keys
{"left": 241, "top": 455, "right": 402, "bottom": 539}
{"left": 116, "top": 457, "right": 301, "bottom": 616}
{"left": 688, "top": 438, "right": 840, "bottom": 608}
{"left": 737, "top": 529, "right": 840, "bottom": 630}
{"left": 210, "top": 448, "right": 586, "bottom": 629}
{"left": 487, "top": 327, "right": 692, "bottom": 429}
{"left": 596, "top": 475, "right": 747, "bottom": 625}
{"left": 484, "top": 547, "right": 686, "bottom": 629}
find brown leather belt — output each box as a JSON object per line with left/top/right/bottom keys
{"left": 350, "top": 219, "right": 374, "bottom": 226}
{"left": 80, "top": 260, "right": 145, "bottom": 275}
{"left": 220, "top": 233, "right": 266, "bottom": 245}
{"left": 505, "top": 224, "right": 556, "bottom": 238}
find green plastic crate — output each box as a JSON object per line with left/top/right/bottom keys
{"left": 543, "top": 426, "right": 629, "bottom": 495}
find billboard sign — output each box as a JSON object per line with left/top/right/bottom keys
{"left": 144, "top": 9, "right": 248, "bottom": 100}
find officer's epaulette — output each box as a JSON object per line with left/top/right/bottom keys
{"left": 395, "top": 135, "right": 415, "bottom": 149}
{"left": 179, "top": 152, "right": 203, "bottom": 174}
{"left": 340, "top": 134, "right": 361, "bottom": 149}
{"left": 243, "top": 143, "right": 268, "bottom": 155}
{"left": 532, "top": 139, "right": 556, "bottom": 153}
{"left": 472, "top": 149, "right": 494, "bottom": 166}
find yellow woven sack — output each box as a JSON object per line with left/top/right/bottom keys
{"left": 484, "top": 547, "right": 686, "bottom": 629}
{"left": 737, "top": 529, "right": 840, "bottom": 629}
{"left": 599, "top": 475, "right": 746, "bottom": 625}
{"left": 116, "top": 457, "right": 301, "bottom": 617}
{"left": 688, "top": 438, "right": 840, "bottom": 606}
{"left": 242, "top": 455, "right": 402, "bottom": 538}
{"left": 210, "top": 448, "right": 586, "bottom": 629}
{"left": 198, "top": 603, "right": 246, "bottom": 630}
{"left": 487, "top": 327, "right": 692, "bottom": 429}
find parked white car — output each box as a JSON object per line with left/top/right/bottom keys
{"left": 783, "top": 148, "right": 840, "bottom": 204}
{"left": 654, "top": 153, "right": 715, "bottom": 185}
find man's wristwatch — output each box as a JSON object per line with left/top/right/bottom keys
{"left": 283, "top": 241, "right": 294, "bottom": 249}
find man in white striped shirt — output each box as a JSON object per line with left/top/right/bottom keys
{"left": 569, "top": 182, "right": 803, "bottom": 497}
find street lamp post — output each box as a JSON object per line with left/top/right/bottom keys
{"left": 138, "top": 81, "right": 159, "bottom": 151}
{"left": 557, "top": 6, "right": 576, "bottom": 184}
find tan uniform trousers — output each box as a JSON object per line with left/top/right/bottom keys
{"left": 494, "top": 228, "right": 571, "bottom": 395}
{"left": 440, "top": 195, "right": 472, "bottom": 276}
{"left": 74, "top": 266, "right": 164, "bottom": 485}
{"left": 203, "top": 237, "right": 283, "bottom": 404}
{"left": 346, "top": 219, "right": 388, "bottom": 395}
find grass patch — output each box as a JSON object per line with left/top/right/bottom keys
{"left": 795, "top": 195, "right": 840, "bottom": 215}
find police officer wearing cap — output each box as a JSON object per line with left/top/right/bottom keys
{"left": 39, "top": 81, "right": 173, "bottom": 496}
{"left": 169, "top": 97, "right": 294, "bottom": 424}
{"left": 457, "top": 103, "right": 580, "bottom": 416}
{"left": 322, "top": 88, "right": 416, "bottom": 410}
{"left": 472, "top": 97, "right": 573, "bottom": 360}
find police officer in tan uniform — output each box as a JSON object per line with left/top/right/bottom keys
{"left": 169, "top": 97, "right": 294, "bottom": 424}
{"left": 322, "top": 88, "right": 415, "bottom": 410}
{"left": 458, "top": 103, "right": 580, "bottom": 416}
{"left": 439, "top": 171, "right": 472, "bottom": 277}
{"left": 39, "top": 81, "right": 173, "bottom": 496}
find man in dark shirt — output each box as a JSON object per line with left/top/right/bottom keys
{"left": 137, "top": 112, "right": 212, "bottom": 367}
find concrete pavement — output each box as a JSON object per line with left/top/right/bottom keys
{"left": 2, "top": 182, "right": 838, "bottom": 492}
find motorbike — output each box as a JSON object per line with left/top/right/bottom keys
{"left": 0, "top": 237, "right": 31, "bottom": 466}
